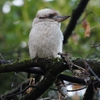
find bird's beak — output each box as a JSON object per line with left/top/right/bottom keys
{"left": 53, "top": 15, "right": 70, "bottom": 22}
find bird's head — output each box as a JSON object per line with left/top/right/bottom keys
{"left": 34, "top": 8, "right": 70, "bottom": 23}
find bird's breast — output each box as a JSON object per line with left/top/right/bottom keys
{"left": 28, "top": 21, "right": 63, "bottom": 58}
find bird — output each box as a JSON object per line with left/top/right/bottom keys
{"left": 28, "top": 8, "right": 70, "bottom": 59}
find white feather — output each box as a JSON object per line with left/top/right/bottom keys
{"left": 28, "top": 9, "right": 63, "bottom": 58}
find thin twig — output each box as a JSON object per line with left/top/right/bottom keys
{"left": 84, "top": 61, "right": 100, "bottom": 81}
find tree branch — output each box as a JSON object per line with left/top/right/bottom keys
{"left": 21, "top": 58, "right": 67, "bottom": 100}
{"left": 83, "top": 82, "right": 99, "bottom": 100}
{"left": 63, "top": 0, "right": 90, "bottom": 44}
{"left": 72, "top": 58, "right": 100, "bottom": 77}
{"left": 0, "top": 58, "right": 100, "bottom": 76}
{"left": 1, "top": 58, "right": 100, "bottom": 100}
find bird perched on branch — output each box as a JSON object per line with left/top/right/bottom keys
{"left": 28, "top": 8, "right": 70, "bottom": 59}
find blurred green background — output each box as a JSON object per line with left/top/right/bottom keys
{"left": 0, "top": 0, "right": 100, "bottom": 96}
{"left": 0, "top": 0, "right": 100, "bottom": 60}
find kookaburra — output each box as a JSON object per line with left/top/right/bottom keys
{"left": 28, "top": 8, "right": 70, "bottom": 59}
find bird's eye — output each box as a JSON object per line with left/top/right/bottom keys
{"left": 49, "top": 14, "right": 54, "bottom": 18}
